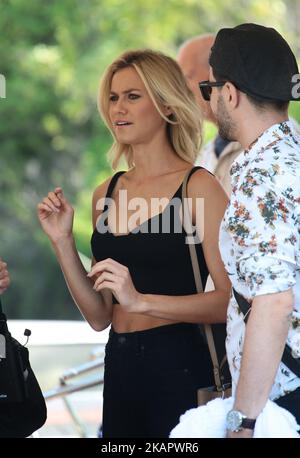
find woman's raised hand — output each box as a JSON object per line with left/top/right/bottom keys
{"left": 37, "top": 187, "right": 74, "bottom": 244}
{"left": 0, "top": 259, "right": 10, "bottom": 294}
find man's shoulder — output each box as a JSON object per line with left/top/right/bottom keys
{"left": 244, "top": 140, "right": 300, "bottom": 198}
{"left": 263, "top": 131, "right": 300, "bottom": 174}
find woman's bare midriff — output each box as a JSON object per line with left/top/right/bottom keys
{"left": 111, "top": 304, "right": 181, "bottom": 333}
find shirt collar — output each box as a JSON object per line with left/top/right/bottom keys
{"left": 244, "top": 120, "right": 293, "bottom": 157}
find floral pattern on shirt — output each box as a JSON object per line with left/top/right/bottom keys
{"left": 220, "top": 121, "right": 300, "bottom": 400}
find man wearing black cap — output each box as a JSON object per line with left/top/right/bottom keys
{"left": 199, "top": 23, "right": 300, "bottom": 438}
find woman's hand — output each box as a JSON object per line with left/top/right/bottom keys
{"left": 37, "top": 187, "right": 74, "bottom": 244}
{"left": 0, "top": 259, "right": 10, "bottom": 294}
{"left": 87, "top": 258, "right": 143, "bottom": 312}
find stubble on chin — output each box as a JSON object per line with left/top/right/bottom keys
{"left": 215, "top": 96, "right": 236, "bottom": 142}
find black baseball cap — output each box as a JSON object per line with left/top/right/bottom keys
{"left": 209, "top": 23, "right": 299, "bottom": 101}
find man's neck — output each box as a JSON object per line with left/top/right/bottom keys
{"left": 238, "top": 112, "right": 289, "bottom": 150}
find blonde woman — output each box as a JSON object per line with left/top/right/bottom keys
{"left": 37, "top": 49, "right": 231, "bottom": 438}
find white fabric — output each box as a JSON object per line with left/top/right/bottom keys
{"left": 196, "top": 137, "right": 242, "bottom": 197}
{"left": 169, "top": 396, "right": 300, "bottom": 438}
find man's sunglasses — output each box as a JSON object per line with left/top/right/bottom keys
{"left": 198, "top": 80, "right": 226, "bottom": 101}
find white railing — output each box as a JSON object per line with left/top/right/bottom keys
{"left": 43, "top": 350, "right": 105, "bottom": 437}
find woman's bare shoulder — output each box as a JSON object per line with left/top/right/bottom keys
{"left": 188, "top": 167, "right": 228, "bottom": 201}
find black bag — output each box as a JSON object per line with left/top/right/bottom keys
{"left": 0, "top": 298, "right": 47, "bottom": 437}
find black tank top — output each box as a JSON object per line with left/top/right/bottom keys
{"left": 91, "top": 166, "right": 209, "bottom": 303}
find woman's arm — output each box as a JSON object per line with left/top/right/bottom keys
{"left": 89, "top": 169, "right": 231, "bottom": 324}
{"left": 37, "top": 179, "right": 113, "bottom": 331}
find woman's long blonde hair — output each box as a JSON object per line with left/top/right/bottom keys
{"left": 98, "top": 49, "right": 202, "bottom": 170}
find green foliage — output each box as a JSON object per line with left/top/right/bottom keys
{"left": 0, "top": 0, "right": 299, "bottom": 318}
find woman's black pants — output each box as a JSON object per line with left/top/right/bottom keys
{"left": 102, "top": 322, "right": 214, "bottom": 438}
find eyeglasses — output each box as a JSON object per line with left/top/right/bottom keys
{"left": 198, "top": 80, "right": 226, "bottom": 101}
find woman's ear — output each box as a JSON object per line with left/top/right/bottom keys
{"left": 163, "top": 105, "right": 173, "bottom": 116}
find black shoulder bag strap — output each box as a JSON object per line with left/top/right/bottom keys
{"left": 233, "top": 289, "right": 300, "bottom": 378}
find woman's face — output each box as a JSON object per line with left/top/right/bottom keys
{"left": 109, "top": 67, "right": 167, "bottom": 146}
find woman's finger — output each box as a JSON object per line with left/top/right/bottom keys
{"left": 0, "top": 262, "right": 7, "bottom": 272}
{"left": 42, "top": 197, "right": 59, "bottom": 213}
{"left": 37, "top": 203, "right": 53, "bottom": 215}
{"left": 93, "top": 272, "right": 117, "bottom": 290}
{"left": 54, "top": 187, "right": 68, "bottom": 204}
{"left": 88, "top": 259, "right": 127, "bottom": 278}
{"left": 0, "top": 269, "right": 9, "bottom": 280}
{"left": 39, "top": 202, "right": 55, "bottom": 214}
{"left": 87, "top": 262, "right": 119, "bottom": 278}
{"left": 48, "top": 191, "right": 61, "bottom": 208}
{"left": 94, "top": 280, "right": 116, "bottom": 293}
{"left": 0, "top": 277, "right": 10, "bottom": 288}
{"left": 104, "top": 258, "right": 128, "bottom": 271}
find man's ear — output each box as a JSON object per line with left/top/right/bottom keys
{"left": 224, "top": 82, "right": 239, "bottom": 109}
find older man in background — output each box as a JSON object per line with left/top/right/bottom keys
{"left": 178, "top": 34, "right": 242, "bottom": 196}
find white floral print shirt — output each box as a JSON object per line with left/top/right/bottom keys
{"left": 219, "top": 121, "right": 300, "bottom": 400}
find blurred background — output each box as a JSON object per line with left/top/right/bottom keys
{"left": 1, "top": 0, "right": 300, "bottom": 319}
{"left": 1, "top": 0, "right": 300, "bottom": 437}
{"left": 1, "top": 0, "right": 300, "bottom": 320}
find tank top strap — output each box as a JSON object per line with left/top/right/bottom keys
{"left": 104, "top": 166, "right": 212, "bottom": 204}
{"left": 186, "top": 165, "right": 214, "bottom": 183}
{"left": 101, "top": 171, "right": 126, "bottom": 218}
{"left": 106, "top": 171, "right": 126, "bottom": 199}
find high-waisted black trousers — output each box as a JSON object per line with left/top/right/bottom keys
{"left": 102, "top": 322, "right": 214, "bottom": 438}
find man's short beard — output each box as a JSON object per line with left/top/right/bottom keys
{"left": 216, "top": 95, "right": 236, "bottom": 141}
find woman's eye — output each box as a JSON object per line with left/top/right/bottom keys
{"left": 129, "top": 93, "right": 140, "bottom": 100}
{"left": 109, "top": 95, "right": 118, "bottom": 102}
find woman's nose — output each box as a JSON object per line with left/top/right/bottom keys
{"left": 114, "top": 97, "right": 127, "bottom": 113}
